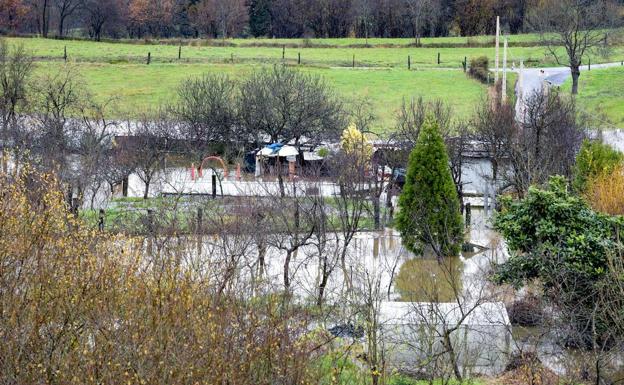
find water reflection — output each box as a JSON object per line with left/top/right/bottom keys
{"left": 395, "top": 257, "right": 464, "bottom": 302}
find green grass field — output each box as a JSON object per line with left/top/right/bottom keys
{"left": 11, "top": 37, "right": 624, "bottom": 69}
{"left": 36, "top": 62, "right": 485, "bottom": 131}
{"left": 564, "top": 66, "right": 624, "bottom": 128}
{"left": 9, "top": 33, "right": 624, "bottom": 131}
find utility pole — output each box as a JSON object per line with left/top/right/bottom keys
{"left": 518, "top": 60, "right": 524, "bottom": 98}
{"left": 495, "top": 16, "right": 500, "bottom": 83}
{"left": 502, "top": 36, "right": 508, "bottom": 103}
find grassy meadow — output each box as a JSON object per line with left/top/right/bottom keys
{"left": 12, "top": 37, "right": 624, "bottom": 68}
{"left": 39, "top": 62, "right": 486, "bottom": 130}
{"left": 8, "top": 33, "right": 624, "bottom": 130}
{"left": 563, "top": 66, "right": 624, "bottom": 128}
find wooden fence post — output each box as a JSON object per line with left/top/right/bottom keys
{"left": 147, "top": 52, "right": 151, "bottom": 65}
{"left": 408, "top": 55, "right": 411, "bottom": 70}
{"left": 197, "top": 208, "right": 203, "bottom": 233}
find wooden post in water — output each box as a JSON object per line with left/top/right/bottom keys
{"left": 197, "top": 208, "right": 203, "bottom": 233}
{"left": 147, "top": 209, "right": 154, "bottom": 234}
{"left": 465, "top": 203, "right": 471, "bottom": 228}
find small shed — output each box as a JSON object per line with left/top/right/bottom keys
{"left": 254, "top": 144, "right": 299, "bottom": 177}
{"left": 378, "top": 301, "right": 512, "bottom": 376}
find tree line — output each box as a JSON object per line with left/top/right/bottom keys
{"left": 3, "top": 0, "right": 619, "bottom": 40}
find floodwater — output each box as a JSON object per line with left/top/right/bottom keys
{"left": 167, "top": 206, "right": 507, "bottom": 305}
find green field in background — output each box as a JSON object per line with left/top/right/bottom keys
{"left": 34, "top": 62, "right": 486, "bottom": 132}
{"left": 9, "top": 33, "right": 624, "bottom": 131}
{"left": 11, "top": 37, "right": 624, "bottom": 69}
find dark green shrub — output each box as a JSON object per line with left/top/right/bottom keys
{"left": 468, "top": 56, "right": 489, "bottom": 83}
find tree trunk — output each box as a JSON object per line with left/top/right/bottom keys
{"left": 42, "top": 0, "right": 49, "bottom": 38}
{"left": 257, "top": 241, "right": 266, "bottom": 276}
{"left": 277, "top": 162, "right": 286, "bottom": 198}
{"left": 385, "top": 168, "right": 395, "bottom": 222}
{"left": 143, "top": 181, "right": 150, "bottom": 199}
{"left": 58, "top": 16, "right": 65, "bottom": 37}
{"left": 571, "top": 65, "right": 581, "bottom": 95}
{"left": 317, "top": 255, "right": 330, "bottom": 307}
{"left": 283, "top": 250, "right": 292, "bottom": 290}
{"left": 444, "top": 332, "right": 463, "bottom": 382}
{"left": 373, "top": 197, "right": 381, "bottom": 229}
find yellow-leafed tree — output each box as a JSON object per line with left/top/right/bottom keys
{"left": 341, "top": 122, "right": 373, "bottom": 168}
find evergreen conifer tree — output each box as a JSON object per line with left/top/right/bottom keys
{"left": 396, "top": 115, "right": 463, "bottom": 257}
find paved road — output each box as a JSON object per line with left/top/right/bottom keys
{"left": 513, "top": 62, "right": 624, "bottom": 120}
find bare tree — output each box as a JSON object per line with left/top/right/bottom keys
{"left": 444, "top": 121, "right": 471, "bottom": 213}
{"left": 27, "top": 0, "right": 52, "bottom": 37}
{"left": 239, "top": 65, "right": 345, "bottom": 147}
{"left": 347, "top": 231, "right": 402, "bottom": 385}
{"left": 472, "top": 97, "right": 515, "bottom": 186}
{"left": 53, "top": 0, "right": 83, "bottom": 36}
{"left": 505, "top": 91, "right": 584, "bottom": 197}
{"left": 190, "top": 0, "right": 248, "bottom": 38}
{"left": 172, "top": 73, "right": 239, "bottom": 163}
{"left": 351, "top": 0, "right": 375, "bottom": 43}
{"left": 394, "top": 97, "right": 451, "bottom": 147}
{"left": 31, "top": 64, "right": 86, "bottom": 196}
{"left": 73, "top": 99, "right": 117, "bottom": 209}
{"left": 403, "top": 0, "right": 437, "bottom": 45}
{"left": 314, "top": 151, "right": 370, "bottom": 304}
{"left": 262, "top": 179, "right": 317, "bottom": 292}
{"left": 0, "top": 40, "right": 33, "bottom": 172}
{"left": 121, "top": 112, "right": 175, "bottom": 199}
{"left": 83, "top": 0, "right": 119, "bottom": 41}
{"left": 528, "top": 0, "right": 619, "bottom": 94}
